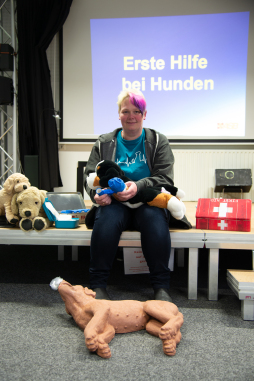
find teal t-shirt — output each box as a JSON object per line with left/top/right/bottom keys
{"left": 115, "top": 129, "right": 151, "bottom": 181}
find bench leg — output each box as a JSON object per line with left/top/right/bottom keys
{"left": 168, "top": 248, "right": 174, "bottom": 271}
{"left": 177, "top": 248, "right": 185, "bottom": 267}
{"left": 72, "top": 246, "right": 78, "bottom": 261}
{"left": 208, "top": 248, "right": 219, "bottom": 300}
{"left": 241, "top": 299, "right": 254, "bottom": 320}
{"left": 188, "top": 248, "right": 198, "bottom": 300}
{"left": 58, "top": 246, "right": 64, "bottom": 261}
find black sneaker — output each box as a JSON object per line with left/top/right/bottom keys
{"left": 94, "top": 287, "right": 111, "bottom": 300}
{"left": 154, "top": 288, "right": 173, "bottom": 303}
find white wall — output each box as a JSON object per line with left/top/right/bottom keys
{"left": 54, "top": 143, "right": 93, "bottom": 199}
{"left": 54, "top": 144, "right": 254, "bottom": 202}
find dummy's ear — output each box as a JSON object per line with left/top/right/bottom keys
{"left": 84, "top": 287, "right": 96, "bottom": 298}
{"left": 11, "top": 194, "right": 19, "bottom": 215}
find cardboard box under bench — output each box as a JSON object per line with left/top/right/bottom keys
{"left": 196, "top": 198, "right": 252, "bottom": 232}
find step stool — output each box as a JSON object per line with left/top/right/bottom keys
{"left": 227, "top": 269, "right": 254, "bottom": 320}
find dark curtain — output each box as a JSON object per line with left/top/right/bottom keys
{"left": 17, "top": 0, "right": 73, "bottom": 190}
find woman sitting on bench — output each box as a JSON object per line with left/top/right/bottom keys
{"left": 84, "top": 89, "right": 175, "bottom": 302}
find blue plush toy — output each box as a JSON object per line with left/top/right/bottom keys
{"left": 96, "top": 177, "right": 126, "bottom": 196}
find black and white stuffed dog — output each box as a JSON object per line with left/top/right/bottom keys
{"left": 86, "top": 160, "right": 186, "bottom": 221}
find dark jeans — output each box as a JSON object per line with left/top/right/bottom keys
{"left": 89, "top": 199, "right": 171, "bottom": 290}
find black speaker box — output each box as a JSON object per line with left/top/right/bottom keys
{"left": 0, "top": 76, "right": 13, "bottom": 105}
{"left": 214, "top": 169, "right": 252, "bottom": 193}
{"left": 0, "top": 44, "right": 14, "bottom": 71}
{"left": 76, "top": 161, "right": 87, "bottom": 197}
{"left": 24, "top": 155, "right": 39, "bottom": 188}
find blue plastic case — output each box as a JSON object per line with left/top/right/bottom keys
{"left": 43, "top": 198, "right": 79, "bottom": 229}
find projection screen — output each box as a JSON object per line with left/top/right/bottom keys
{"left": 60, "top": 0, "right": 254, "bottom": 143}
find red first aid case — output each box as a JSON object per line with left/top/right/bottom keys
{"left": 196, "top": 198, "right": 252, "bottom": 232}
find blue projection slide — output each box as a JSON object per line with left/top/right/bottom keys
{"left": 90, "top": 12, "right": 249, "bottom": 137}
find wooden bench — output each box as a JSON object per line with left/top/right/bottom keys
{"left": 1, "top": 180, "right": 254, "bottom": 302}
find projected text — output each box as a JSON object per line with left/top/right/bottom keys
{"left": 122, "top": 55, "right": 213, "bottom": 91}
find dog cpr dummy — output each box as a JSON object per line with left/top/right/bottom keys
{"left": 50, "top": 277, "right": 184, "bottom": 359}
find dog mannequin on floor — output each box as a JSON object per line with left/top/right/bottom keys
{"left": 50, "top": 277, "right": 184, "bottom": 359}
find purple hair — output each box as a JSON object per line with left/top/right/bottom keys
{"left": 129, "top": 92, "right": 146, "bottom": 115}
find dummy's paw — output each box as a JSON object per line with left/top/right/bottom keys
{"left": 162, "top": 339, "right": 177, "bottom": 356}
{"left": 176, "top": 188, "right": 185, "bottom": 200}
{"left": 161, "top": 329, "right": 182, "bottom": 356}
{"left": 97, "top": 342, "right": 112, "bottom": 359}
{"left": 159, "top": 325, "right": 176, "bottom": 341}
{"left": 33, "top": 217, "right": 46, "bottom": 232}
{"left": 167, "top": 197, "right": 186, "bottom": 220}
{"left": 85, "top": 334, "right": 99, "bottom": 352}
{"left": 20, "top": 218, "right": 33, "bottom": 231}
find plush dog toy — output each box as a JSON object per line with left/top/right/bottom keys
{"left": 87, "top": 160, "right": 186, "bottom": 220}
{"left": 50, "top": 277, "right": 184, "bottom": 359}
{"left": 0, "top": 173, "right": 31, "bottom": 224}
{"left": 11, "top": 186, "right": 53, "bottom": 232}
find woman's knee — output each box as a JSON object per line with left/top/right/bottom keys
{"left": 134, "top": 206, "right": 169, "bottom": 230}
{"left": 94, "top": 202, "right": 131, "bottom": 232}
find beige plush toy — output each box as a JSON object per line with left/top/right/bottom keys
{"left": 11, "top": 186, "right": 53, "bottom": 232}
{"left": 0, "top": 173, "right": 31, "bottom": 224}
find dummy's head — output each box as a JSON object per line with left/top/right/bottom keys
{"left": 117, "top": 89, "right": 146, "bottom": 115}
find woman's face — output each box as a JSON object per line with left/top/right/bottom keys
{"left": 119, "top": 97, "right": 147, "bottom": 140}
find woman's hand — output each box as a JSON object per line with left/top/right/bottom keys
{"left": 94, "top": 191, "right": 112, "bottom": 206}
{"left": 116, "top": 181, "right": 138, "bottom": 201}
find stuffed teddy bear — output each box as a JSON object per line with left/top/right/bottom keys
{"left": 86, "top": 160, "right": 186, "bottom": 219}
{"left": 0, "top": 173, "right": 31, "bottom": 224}
{"left": 11, "top": 186, "right": 53, "bottom": 232}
